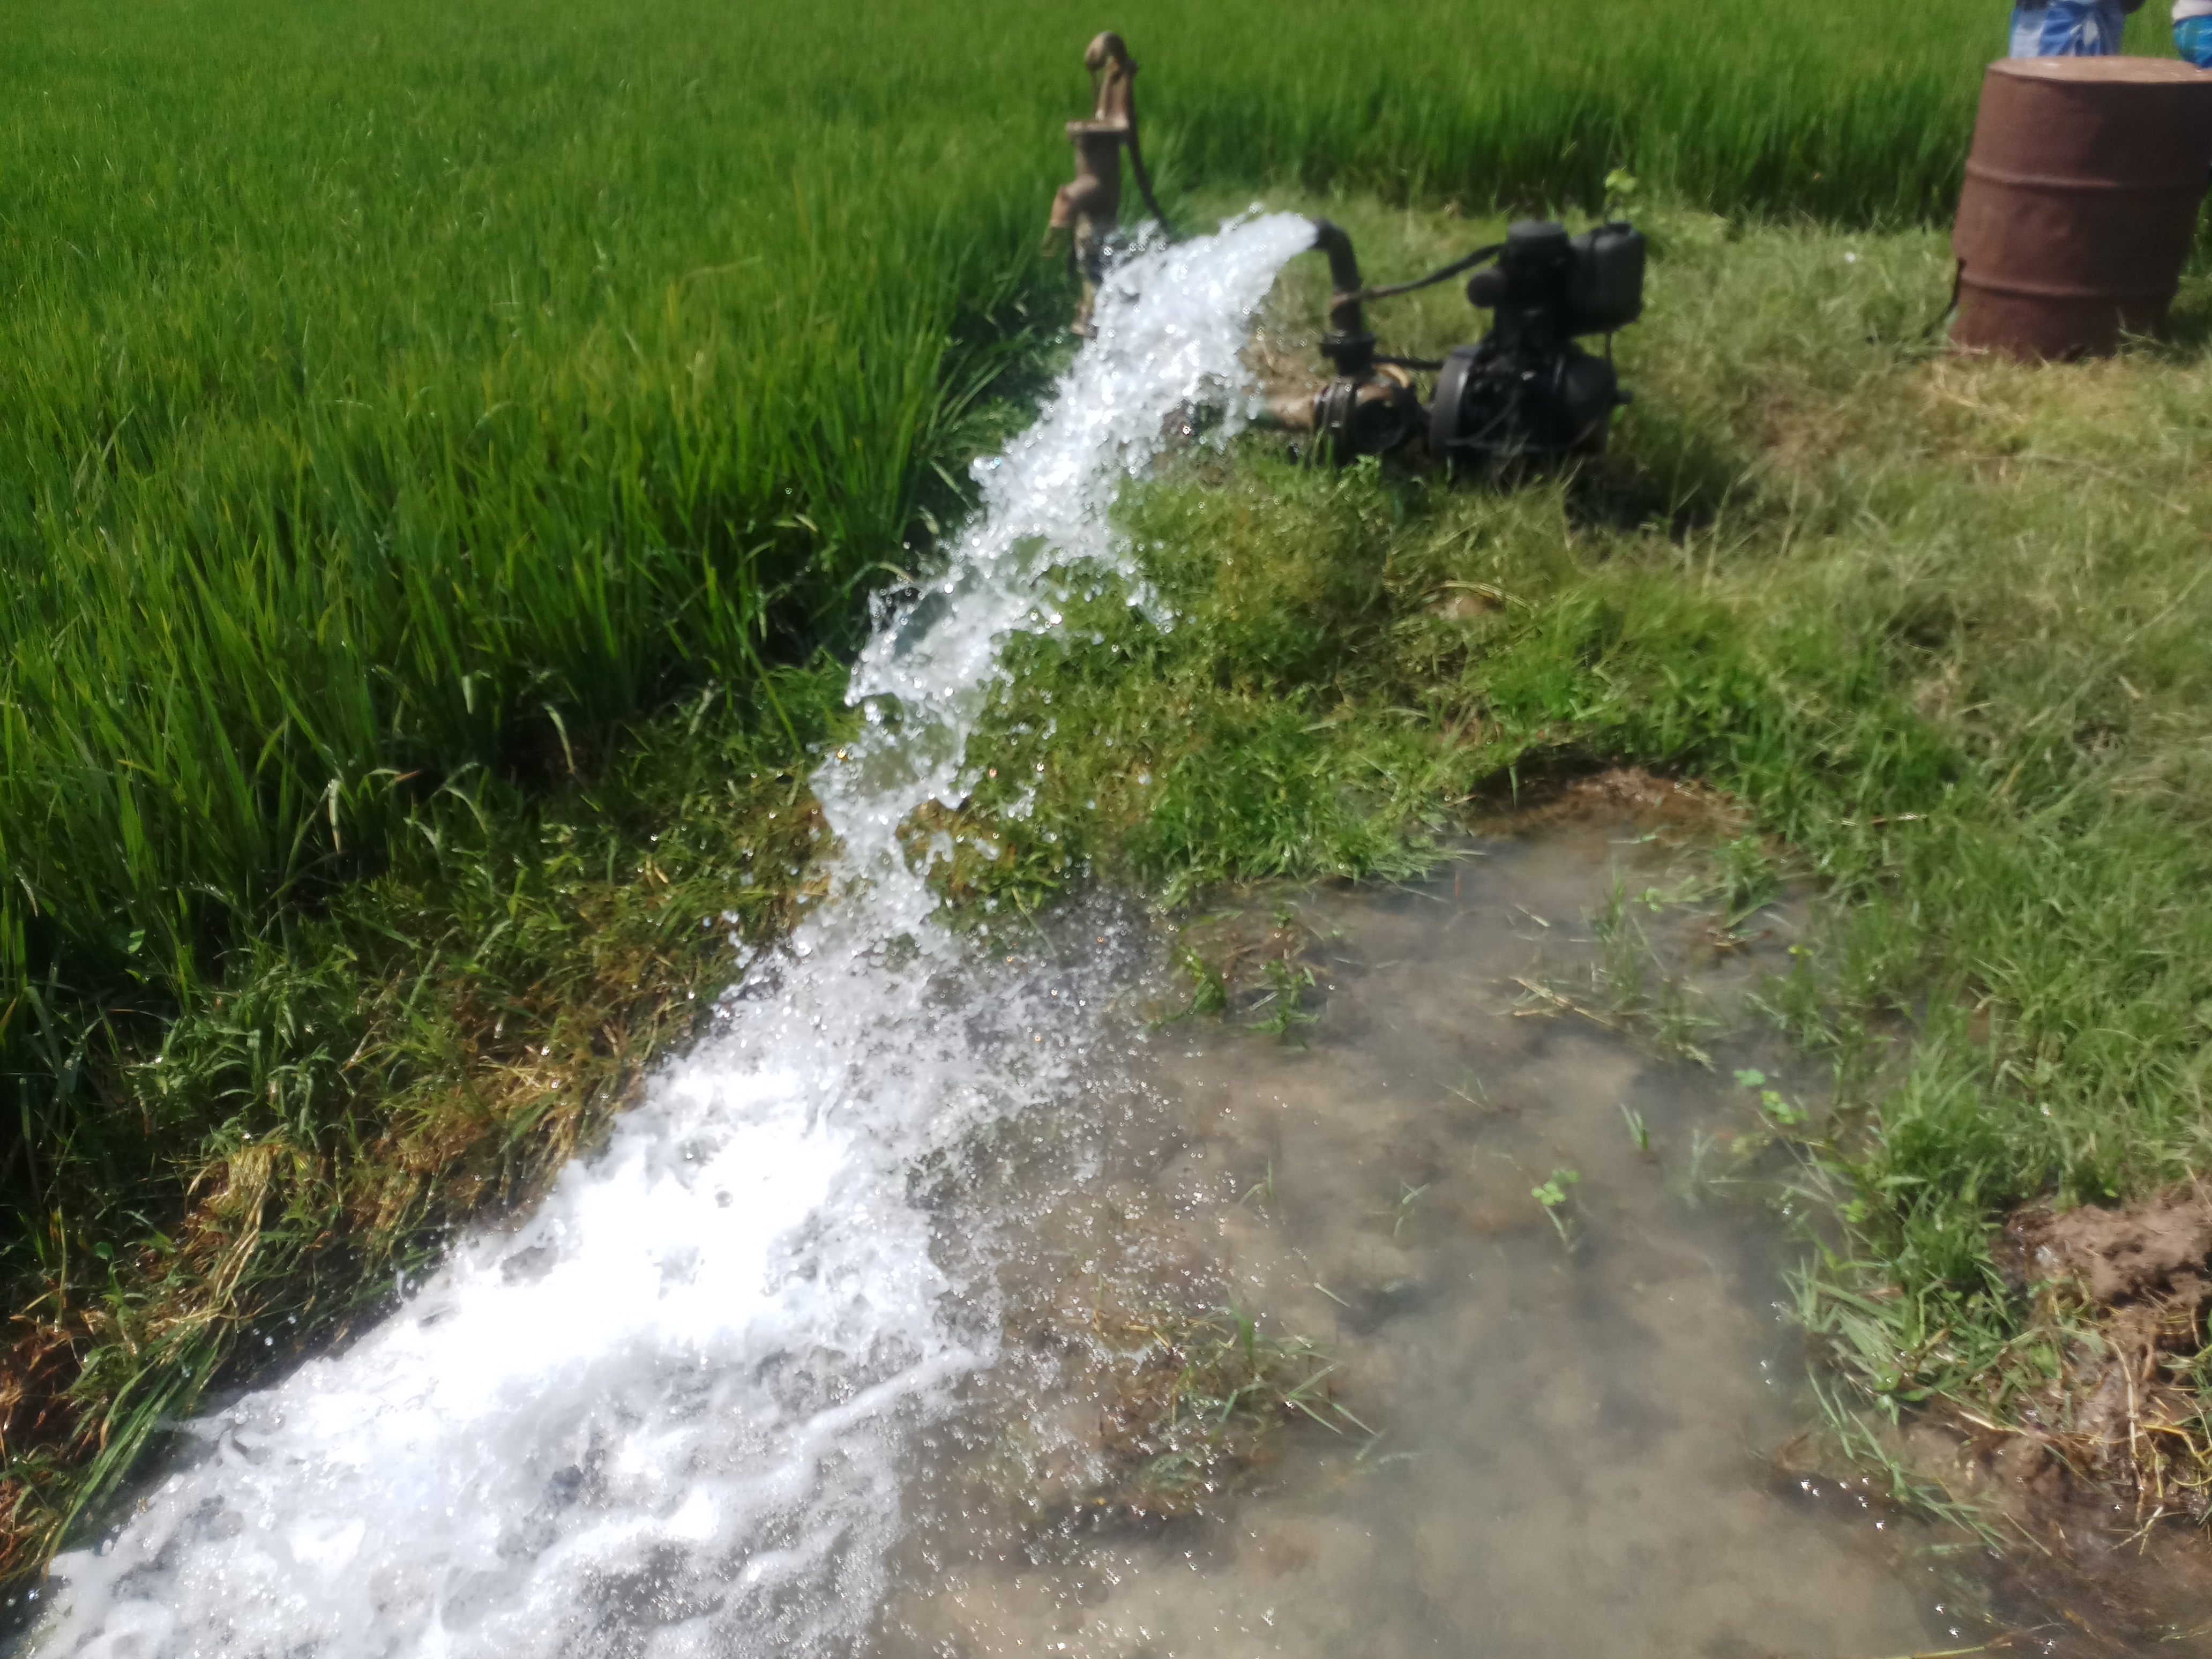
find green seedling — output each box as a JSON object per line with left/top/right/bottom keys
{"left": 1391, "top": 1181, "right": 1430, "bottom": 1238}
{"left": 1735, "top": 1068, "right": 1807, "bottom": 1127}
{"left": 1532, "top": 1168, "right": 1580, "bottom": 1249}
{"left": 1760, "top": 1090, "right": 1809, "bottom": 1128}
{"left": 1248, "top": 957, "right": 1319, "bottom": 1042}
{"left": 1620, "top": 1103, "right": 1650, "bottom": 1153}
{"left": 1177, "top": 945, "right": 1229, "bottom": 1019}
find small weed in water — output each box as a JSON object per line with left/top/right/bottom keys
{"left": 1734, "top": 1068, "right": 1810, "bottom": 1130}
{"left": 1240, "top": 1162, "right": 1277, "bottom": 1209}
{"left": 1583, "top": 873, "right": 1716, "bottom": 1064}
{"left": 1717, "top": 833, "right": 1782, "bottom": 927}
{"left": 1176, "top": 946, "right": 1229, "bottom": 1018}
{"left": 1248, "top": 958, "right": 1319, "bottom": 1042}
{"left": 1389, "top": 1182, "right": 1430, "bottom": 1239}
{"left": 1533, "top": 1168, "right": 1581, "bottom": 1251}
{"left": 1160, "top": 910, "right": 1326, "bottom": 1038}
{"left": 1620, "top": 1103, "right": 1651, "bottom": 1155}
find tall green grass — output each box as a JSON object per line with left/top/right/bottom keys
{"left": 0, "top": 0, "right": 1062, "bottom": 1231}
{"left": 0, "top": 0, "right": 2154, "bottom": 1273}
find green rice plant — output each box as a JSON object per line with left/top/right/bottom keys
{"left": 0, "top": 0, "right": 1075, "bottom": 1291}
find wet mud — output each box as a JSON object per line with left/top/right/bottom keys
{"left": 872, "top": 814, "right": 2212, "bottom": 1659}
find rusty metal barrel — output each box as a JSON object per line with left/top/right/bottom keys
{"left": 1953, "top": 56, "right": 2212, "bottom": 361}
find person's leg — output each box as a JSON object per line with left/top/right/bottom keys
{"left": 2009, "top": 0, "right": 2126, "bottom": 55}
{"left": 2084, "top": 0, "right": 2127, "bottom": 51}
{"left": 2179, "top": 17, "right": 2212, "bottom": 66}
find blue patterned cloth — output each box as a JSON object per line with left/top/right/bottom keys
{"left": 2178, "top": 16, "right": 2212, "bottom": 64}
{"left": 2009, "top": 1, "right": 2127, "bottom": 55}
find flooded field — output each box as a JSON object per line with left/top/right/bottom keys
{"left": 873, "top": 817, "right": 2209, "bottom": 1659}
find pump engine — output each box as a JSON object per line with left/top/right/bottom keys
{"left": 1296, "top": 215, "right": 1647, "bottom": 469}
{"left": 1429, "top": 219, "right": 1645, "bottom": 462}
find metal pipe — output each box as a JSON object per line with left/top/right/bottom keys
{"left": 1301, "top": 220, "right": 1417, "bottom": 460}
{"left": 1309, "top": 218, "right": 1367, "bottom": 340}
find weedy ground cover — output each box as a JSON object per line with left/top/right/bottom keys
{"left": 3, "top": 0, "right": 2206, "bottom": 1595}
{"left": 1084, "top": 1307, "right": 1362, "bottom": 1520}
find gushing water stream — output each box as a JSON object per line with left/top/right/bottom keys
{"left": 29, "top": 212, "right": 1321, "bottom": 1659}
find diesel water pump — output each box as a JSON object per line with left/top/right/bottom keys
{"left": 1292, "top": 215, "right": 1647, "bottom": 467}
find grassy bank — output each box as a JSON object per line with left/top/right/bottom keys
{"left": 5, "top": 0, "right": 2208, "bottom": 1593}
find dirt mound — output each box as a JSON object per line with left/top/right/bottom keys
{"left": 1478, "top": 766, "right": 1751, "bottom": 836}
{"left": 2006, "top": 1189, "right": 2212, "bottom": 1313}
{"left": 1976, "top": 1189, "right": 2212, "bottom": 1538}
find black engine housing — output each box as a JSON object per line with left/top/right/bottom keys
{"left": 1428, "top": 218, "right": 1645, "bottom": 464}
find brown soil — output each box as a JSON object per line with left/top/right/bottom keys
{"left": 2006, "top": 1190, "right": 2212, "bottom": 1314}
{"left": 1981, "top": 1190, "right": 2212, "bottom": 1523}
{"left": 1882, "top": 1184, "right": 2212, "bottom": 1633}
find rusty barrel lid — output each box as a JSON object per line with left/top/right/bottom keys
{"left": 1954, "top": 56, "right": 2212, "bottom": 359}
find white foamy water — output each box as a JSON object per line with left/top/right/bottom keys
{"left": 28, "top": 211, "right": 1318, "bottom": 1659}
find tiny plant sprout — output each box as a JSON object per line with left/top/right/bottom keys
{"left": 1760, "top": 1090, "right": 1808, "bottom": 1128}
{"left": 1533, "top": 1169, "right": 1580, "bottom": 1249}
{"left": 1392, "top": 1182, "right": 1429, "bottom": 1238}
{"left": 1735, "top": 1066, "right": 1807, "bottom": 1127}
{"left": 1240, "top": 1161, "right": 1276, "bottom": 1208}
{"left": 1620, "top": 1104, "right": 1650, "bottom": 1153}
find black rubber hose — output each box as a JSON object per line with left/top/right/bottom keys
{"left": 1361, "top": 241, "right": 1506, "bottom": 303}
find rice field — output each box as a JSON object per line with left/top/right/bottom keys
{"left": 0, "top": 0, "right": 2173, "bottom": 1115}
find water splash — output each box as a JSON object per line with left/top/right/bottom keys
{"left": 29, "top": 211, "right": 1317, "bottom": 1659}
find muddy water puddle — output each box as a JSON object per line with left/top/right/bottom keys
{"left": 872, "top": 817, "right": 2193, "bottom": 1659}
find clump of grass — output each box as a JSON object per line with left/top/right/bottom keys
{"left": 1083, "top": 1307, "right": 1365, "bottom": 1519}
{"left": 1158, "top": 905, "right": 1332, "bottom": 1035}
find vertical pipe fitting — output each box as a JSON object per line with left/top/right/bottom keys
{"left": 1309, "top": 219, "right": 1373, "bottom": 376}
{"left": 1302, "top": 219, "right": 1414, "bottom": 461}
